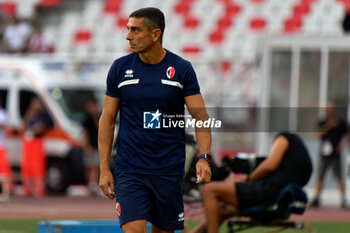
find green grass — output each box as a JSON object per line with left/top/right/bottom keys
{"left": 0, "top": 219, "right": 350, "bottom": 233}
{"left": 0, "top": 219, "right": 39, "bottom": 233}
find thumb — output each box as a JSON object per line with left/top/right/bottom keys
{"left": 196, "top": 165, "right": 202, "bottom": 183}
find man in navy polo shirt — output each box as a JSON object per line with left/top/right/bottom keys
{"left": 98, "top": 7, "right": 212, "bottom": 233}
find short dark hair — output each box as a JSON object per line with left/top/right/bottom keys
{"left": 129, "top": 7, "right": 165, "bottom": 40}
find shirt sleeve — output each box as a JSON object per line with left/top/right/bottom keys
{"left": 277, "top": 131, "right": 291, "bottom": 143}
{"left": 105, "top": 60, "right": 121, "bottom": 98}
{"left": 183, "top": 63, "right": 201, "bottom": 97}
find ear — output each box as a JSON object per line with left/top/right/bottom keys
{"left": 152, "top": 29, "right": 162, "bottom": 42}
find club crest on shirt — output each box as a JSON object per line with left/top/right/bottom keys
{"left": 116, "top": 202, "right": 121, "bottom": 216}
{"left": 166, "top": 66, "right": 175, "bottom": 79}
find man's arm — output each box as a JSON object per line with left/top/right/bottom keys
{"left": 98, "top": 95, "right": 120, "bottom": 199}
{"left": 247, "top": 135, "right": 289, "bottom": 182}
{"left": 185, "top": 94, "right": 211, "bottom": 184}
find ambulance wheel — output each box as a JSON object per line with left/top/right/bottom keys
{"left": 46, "top": 159, "right": 70, "bottom": 193}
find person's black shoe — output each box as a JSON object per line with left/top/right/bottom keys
{"left": 310, "top": 198, "right": 320, "bottom": 208}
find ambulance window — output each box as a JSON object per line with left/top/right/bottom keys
{"left": 19, "top": 90, "right": 54, "bottom": 127}
{"left": 0, "top": 89, "right": 7, "bottom": 110}
{"left": 19, "top": 90, "right": 37, "bottom": 118}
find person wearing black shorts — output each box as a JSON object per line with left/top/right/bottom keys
{"left": 202, "top": 132, "right": 312, "bottom": 233}
{"left": 310, "top": 101, "right": 348, "bottom": 208}
{"left": 98, "top": 7, "right": 212, "bottom": 233}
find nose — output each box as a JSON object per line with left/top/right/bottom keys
{"left": 126, "top": 30, "right": 132, "bottom": 41}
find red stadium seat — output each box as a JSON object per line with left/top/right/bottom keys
{"left": 182, "top": 45, "right": 201, "bottom": 54}
{"left": 250, "top": 0, "right": 266, "bottom": 3}
{"left": 250, "top": 17, "right": 267, "bottom": 32}
{"left": 338, "top": 0, "right": 350, "bottom": 13}
{"left": 0, "top": 1, "right": 16, "bottom": 16}
{"left": 209, "top": 30, "right": 224, "bottom": 44}
{"left": 104, "top": 0, "right": 122, "bottom": 14}
{"left": 117, "top": 16, "right": 129, "bottom": 29}
{"left": 217, "top": 16, "right": 232, "bottom": 30}
{"left": 293, "top": 3, "right": 310, "bottom": 18}
{"left": 225, "top": 3, "right": 242, "bottom": 17}
{"left": 36, "top": 0, "right": 61, "bottom": 7}
{"left": 284, "top": 17, "right": 302, "bottom": 33}
{"left": 184, "top": 16, "right": 200, "bottom": 29}
{"left": 74, "top": 29, "right": 93, "bottom": 44}
{"left": 221, "top": 60, "right": 231, "bottom": 73}
{"left": 175, "top": 3, "right": 190, "bottom": 15}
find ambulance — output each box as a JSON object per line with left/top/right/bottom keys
{"left": 0, "top": 57, "right": 105, "bottom": 193}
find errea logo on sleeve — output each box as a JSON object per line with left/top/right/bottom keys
{"left": 125, "top": 69, "right": 134, "bottom": 78}
{"left": 143, "top": 110, "right": 162, "bottom": 129}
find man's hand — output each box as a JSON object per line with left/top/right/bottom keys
{"left": 196, "top": 158, "right": 211, "bottom": 184}
{"left": 99, "top": 169, "right": 115, "bottom": 199}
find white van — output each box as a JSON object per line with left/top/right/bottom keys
{"left": 0, "top": 57, "right": 106, "bottom": 193}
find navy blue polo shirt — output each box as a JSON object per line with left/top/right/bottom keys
{"left": 106, "top": 49, "right": 200, "bottom": 175}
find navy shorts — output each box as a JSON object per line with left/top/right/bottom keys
{"left": 114, "top": 172, "right": 184, "bottom": 230}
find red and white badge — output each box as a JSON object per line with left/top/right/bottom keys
{"left": 116, "top": 202, "right": 121, "bottom": 216}
{"left": 166, "top": 66, "right": 175, "bottom": 79}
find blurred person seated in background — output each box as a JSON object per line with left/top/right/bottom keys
{"left": 202, "top": 131, "right": 313, "bottom": 233}
{"left": 21, "top": 97, "right": 52, "bottom": 197}
{"left": 82, "top": 97, "right": 101, "bottom": 195}
{"left": 29, "top": 24, "right": 54, "bottom": 53}
{"left": 310, "top": 101, "right": 349, "bottom": 208}
{"left": 2, "top": 15, "right": 32, "bottom": 54}
{"left": 0, "top": 97, "right": 13, "bottom": 193}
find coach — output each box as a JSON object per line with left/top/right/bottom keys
{"left": 98, "top": 7, "right": 212, "bottom": 233}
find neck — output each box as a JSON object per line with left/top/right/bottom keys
{"left": 139, "top": 44, "right": 166, "bottom": 64}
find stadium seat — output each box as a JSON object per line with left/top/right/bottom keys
{"left": 36, "top": 0, "right": 61, "bottom": 7}
{"left": 182, "top": 45, "right": 201, "bottom": 56}
{"left": 184, "top": 16, "right": 200, "bottom": 29}
{"left": 116, "top": 16, "right": 129, "bottom": 29}
{"left": 74, "top": 29, "right": 93, "bottom": 44}
{"left": 0, "top": 1, "right": 16, "bottom": 16}
{"left": 284, "top": 16, "right": 302, "bottom": 33}
{"left": 18, "top": 0, "right": 350, "bottom": 62}
{"left": 209, "top": 30, "right": 225, "bottom": 44}
{"left": 249, "top": 16, "right": 267, "bottom": 32}
{"left": 104, "top": 0, "right": 123, "bottom": 14}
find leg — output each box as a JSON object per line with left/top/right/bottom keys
{"left": 311, "top": 157, "right": 328, "bottom": 206}
{"left": 202, "top": 181, "right": 238, "bottom": 233}
{"left": 332, "top": 157, "right": 346, "bottom": 207}
{"left": 313, "top": 179, "right": 324, "bottom": 200}
{"left": 151, "top": 224, "right": 174, "bottom": 233}
{"left": 122, "top": 220, "right": 148, "bottom": 233}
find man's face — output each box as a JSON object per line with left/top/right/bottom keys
{"left": 126, "top": 17, "right": 154, "bottom": 53}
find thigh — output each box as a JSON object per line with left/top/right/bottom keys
{"left": 148, "top": 175, "right": 184, "bottom": 231}
{"left": 318, "top": 157, "right": 330, "bottom": 180}
{"left": 115, "top": 172, "right": 152, "bottom": 226}
{"left": 204, "top": 181, "right": 238, "bottom": 206}
{"left": 331, "top": 157, "right": 341, "bottom": 180}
